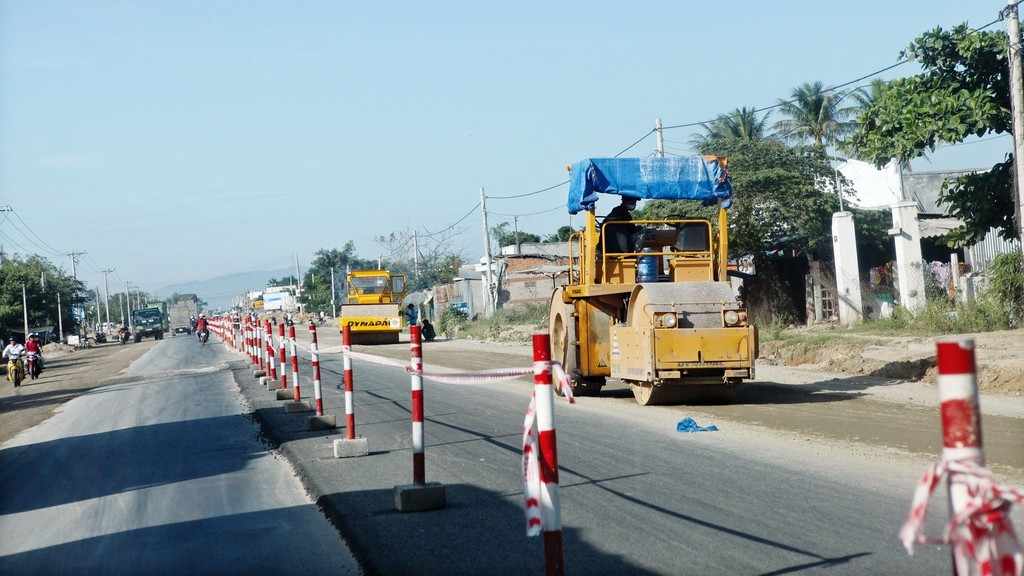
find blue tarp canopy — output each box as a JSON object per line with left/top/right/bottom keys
{"left": 567, "top": 156, "right": 732, "bottom": 215}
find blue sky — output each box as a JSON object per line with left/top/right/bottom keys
{"left": 0, "top": 1, "right": 1015, "bottom": 296}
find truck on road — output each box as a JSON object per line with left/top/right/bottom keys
{"left": 168, "top": 294, "right": 200, "bottom": 335}
{"left": 131, "top": 307, "right": 164, "bottom": 342}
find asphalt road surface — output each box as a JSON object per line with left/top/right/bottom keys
{"left": 238, "top": 329, "right": 1024, "bottom": 575}
{"left": 3, "top": 328, "right": 1022, "bottom": 575}
{"left": 0, "top": 337, "right": 360, "bottom": 575}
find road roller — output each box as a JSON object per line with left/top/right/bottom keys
{"left": 548, "top": 156, "right": 758, "bottom": 405}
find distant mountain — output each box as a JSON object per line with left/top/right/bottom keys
{"left": 155, "top": 267, "right": 293, "bottom": 311}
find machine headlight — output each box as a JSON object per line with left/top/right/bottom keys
{"left": 723, "top": 310, "right": 745, "bottom": 326}
{"left": 657, "top": 313, "right": 677, "bottom": 328}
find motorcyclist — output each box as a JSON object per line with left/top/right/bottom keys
{"left": 195, "top": 314, "right": 209, "bottom": 342}
{"left": 3, "top": 337, "right": 26, "bottom": 385}
{"left": 3, "top": 337, "right": 25, "bottom": 360}
{"left": 25, "top": 333, "right": 43, "bottom": 372}
{"left": 117, "top": 325, "right": 130, "bottom": 344}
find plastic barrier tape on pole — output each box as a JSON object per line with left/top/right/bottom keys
{"left": 899, "top": 338, "right": 1024, "bottom": 576}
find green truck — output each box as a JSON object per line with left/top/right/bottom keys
{"left": 131, "top": 307, "right": 165, "bottom": 342}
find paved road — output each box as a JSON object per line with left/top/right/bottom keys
{"left": 4, "top": 327, "right": 1021, "bottom": 575}
{"left": 0, "top": 337, "right": 360, "bottom": 575}
{"left": 236, "top": 328, "right": 1024, "bottom": 575}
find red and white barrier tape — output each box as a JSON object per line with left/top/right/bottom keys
{"left": 294, "top": 342, "right": 560, "bottom": 385}
{"left": 292, "top": 337, "right": 578, "bottom": 537}
{"left": 900, "top": 458, "right": 1024, "bottom": 576}
{"left": 523, "top": 361, "right": 573, "bottom": 537}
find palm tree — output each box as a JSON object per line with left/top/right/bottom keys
{"left": 841, "top": 78, "right": 890, "bottom": 159}
{"left": 691, "top": 106, "right": 772, "bottom": 148}
{"left": 774, "top": 81, "right": 860, "bottom": 148}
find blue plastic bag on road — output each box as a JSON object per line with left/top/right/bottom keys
{"left": 676, "top": 417, "right": 719, "bottom": 433}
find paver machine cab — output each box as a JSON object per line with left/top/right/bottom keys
{"left": 548, "top": 156, "right": 758, "bottom": 405}
{"left": 339, "top": 269, "right": 408, "bottom": 344}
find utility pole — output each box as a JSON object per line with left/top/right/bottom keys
{"left": 66, "top": 251, "right": 84, "bottom": 279}
{"left": 1004, "top": 0, "right": 1024, "bottom": 258}
{"left": 94, "top": 287, "right": 101, "bottom": 332}
{"left": 330, "top": 267, "right": 337, "bottom": 318}
{"left": 480, "top": 187, "right": 495, "bottom": 316}
{"left": 514, "top": 216, "right": 521, "bottom": 254}
{"left": 66, "top": 251, "right": 85, "bottom": 338}
{"left": 655, "top": 118, "right": 664, "bottom": 157}
{"left": 22, "top": 284, "right": 29, "bottom": 339}
{"left": 412, "top": 230, "right": 420, "bottom": 274}
{"left": 101, "top": 268, "right": 114, "bottom": 329}
{"left": 125, "top": 281, "right": 133, "bottom": 330}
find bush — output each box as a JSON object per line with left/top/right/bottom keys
{"left": 438, "top": 306, "right": 469, "bottom": 336}
{"left": 984, "top": 252, "right": 1024, "bottom": 328}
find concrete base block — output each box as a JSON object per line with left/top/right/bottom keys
{"left": 253, "top": 370, "right": 266, "bottom": 378}
{"left": 333, "top": 437, "right": 369, "bottom": 458}
{"left": 285, "top": 401, "right": 313, "bottom": 413}
{"left": 394, "top": 482, "right": 447, "bottom": 513}
{"left": 275, "top": 388, "right": 294, "bottom": 400}
{"left": 306, "top": 414, "right": 337, "bottom": 430}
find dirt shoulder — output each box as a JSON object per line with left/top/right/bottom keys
{"left": 760, "top": 327, "right": 1024, "bottom": 397}
{"left": 0, "top": 340, "right": 158, "bottom": 445}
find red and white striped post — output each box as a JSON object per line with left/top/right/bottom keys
{"left": 244, "top": 319, "right": 252, "bottom": 363}
{"left": 247, "top": 319, "right": 255, "bottom": 364}
{"left": 938, "top": 337, "right": 983, "bottom": 576}
{"left": 278, "top": 322, "right": 287, "bottom": 389}
{"left": 265, "top": 320, "right": 277, "bottom": 382}
{"left": 309, "top": 321, "right": 324, "bottom": 416}
{"left": 533, "top": 333, "right": 564, "bottom": 576}
{"left": 410, "top": 325, "right": 425, "bottom": 485}
{"left": 289, "top": 324, "right": 300, "bottom": 402}
{"left": 343, "top": 325, "right": 356, "bottom": 439}
{"left": 257, "top": 322, "right": 265, "bottom": 371}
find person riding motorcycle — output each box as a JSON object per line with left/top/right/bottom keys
{"left": 3, "top": 337, "right": 26, "bottom": 386}
{"left": 117, "top": 324, "right": 131, "bottom": 344}
{"left": 25, "top": 333, "right": 43, "bottom": 373}
{"left": 195, "top": 314, "right": 210, "bottom": 342}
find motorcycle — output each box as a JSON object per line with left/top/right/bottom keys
{"left": 197, "top": 329, "right": 210, "bottom": 345}
{"left": 26, "top": 351, "right": 41, "bottom": 380}
{"left": 6, "top": 354, "right": 24, "bottom": 388}
{"left": 118, "top": 329, "right": 130, "bottom": 345}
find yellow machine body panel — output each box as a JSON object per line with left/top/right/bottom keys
{"left": 339, "top": 270, "right": 407, "bottom": 344}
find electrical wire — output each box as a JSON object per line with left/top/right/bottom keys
{"left": 490, "top": 204, "right": 566, "bottom": 217}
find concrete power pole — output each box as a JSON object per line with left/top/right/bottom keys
{"left": 66, "top": 251, "right": 85, "bottom": 337}
{"left": 480, "top": 187, "right": 494, "bottom": 316}
{"left": 1004, "top": 0, "right": 1024, "bottom": 258}
{"left": 101, "top": 268, "right": 114, "bottom": 329}
{"left": 655, "top": 118, "right": 664, "bottom": 158}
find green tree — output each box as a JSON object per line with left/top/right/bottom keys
{"left": 775, "top": 81, "right": 859, "bottom": 147}
{"left": 0, "top": 255, "right": 86, "bottom": 337}
{"left": 690, "top": 106, "right": 774, "bottom": 148}
{"left": 849, "top": 25, "right": 1017, "bottom": 245}
{"left": 543, "top": 225, "right": 576, "bottom": 243}
{"left": 266, "top": 276, "right": 298, "bottom": 287}
{"left": 299, "top": 243, "right": 374, "bottom": 313}
{"left": 491, "top": 222, "right": 541, "bottom": 249}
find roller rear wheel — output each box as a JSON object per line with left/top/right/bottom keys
{"left": 548, "top": 292, "right": 604, "bottom": 397}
